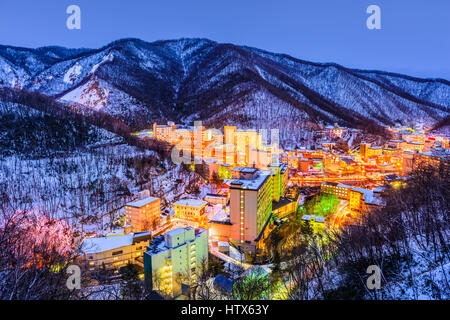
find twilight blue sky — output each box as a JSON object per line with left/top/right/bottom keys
{"left": 0, "top": 0, "right": 449, "bottom": 79}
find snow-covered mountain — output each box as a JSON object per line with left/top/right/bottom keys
{"left": 1, "top": 38, "right": 449, "bottom": 130}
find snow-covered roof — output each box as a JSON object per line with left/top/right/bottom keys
{"left": 165, "top": 227, "right": 188, "bottom": 238}
{"left": 82, "top": 234, "right": 134, "bottom": 254}
{"left": 81, "top": 231, "right": 152, "bottom": 254}
{"left": 126, "top": 196, "right": 159, "bottom": 208}
{"left": 209, "top": 208, "right": 231, "bottom": 224}
{"left": 174, "top": 199, "right": 207, "bottom": 208}
{"left": 228, "top": 170, "right": 272, "bottom": 191}
{"left": 302, "top": 215, "right": 325, "bottom": 223}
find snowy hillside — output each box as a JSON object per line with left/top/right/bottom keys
{"left": 0, "top": 38, "right": 449, "bottom": 130}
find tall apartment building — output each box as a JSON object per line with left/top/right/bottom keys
{"left": 79, "top": 231, "right": 151, "bottom": 272}
{"left": 126, "top": 196, "right": 161, "bottom": 232}
{"left": 269, "top": 163, "right": 289, "bottom": 202}
{"left": 143, "top": 227, "right": 208, "bottom": 298}
{"left": 223, "top": 126, "right": 264, "bottom": 166}
{"left": 172, "top": 126, "right": 215, "bottom": 160}
{"left": 229, "top": 167, "right": 273, "bottom": 252}
{"left": 360, "top": 143, "right": 370, "bottom": 158}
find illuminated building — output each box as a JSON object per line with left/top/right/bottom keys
{"left": 349, "top": 188, "right": 383, "bottom": 213}
{"left": 404, "top": 142, "right": 425, "bottom": 153}
{"left": 229, "top": 168, "right": 273, "bottom": 252}
{"left": 212, "top": 168, "right": 273, "bottom": 253}
{"left": 360, "top": 142, "right": 370, "bottom": 158}
{"left": 384, "top": 174, "right": 403, "bottom": 188}
{"left": 402, "top": 151, "right": 415, "bottom": 176}
{"left": 223, "top": 127, "right": 264, "bottom": 166}
{"left": 389, "top": 140, "right": 406, "bottom": 150}
{"left": 204, "top": 193, "right": 228, "bottom": 205}
{"left": 367, "top": 146, "right": 382, "bottom": 158}
{"left": 218, "top": 163, "right": 232, "bottom": 179}
{"left": 301, "top": 215, "right": 325, "bottom": 234}
{"left": 172, "top": 127, "right": 195, "bottom": 157}
{"left": 213, "top": 144, "right": 236, "bottom": 165}
{"left": 194, "top": 158, "right": 218, "bottom": 181}
{"left": 143, "top": 227, "right": 208, "bottom": 298}
{"left": 272, "top": 196, "right": 299, "bottom": 220}
{"left": 249, "top": 148, "right": 272, "bottom": 169}
{"left": 174, "top": 199, "right": 207, "bottom": 222}
{"left": 288, "top": 155, "right": 300, "bottom": 168}
{"left": 321, "top": 181, "right": 353, "bottom": 200}
{"left": 153, "top": 121, "right": 177, "bottom": 143}
{"left": 126, "top": 196, "right": 161, "bottom": 232}
{"left": 224, "top": 126, "right": 237, "bottom": 145}
{"left": 402, "top": 132, "right": 426, "bottom": 144}
{"left": 325, "top": 124, "right": 348, "bottom": 138}
{"left": 268, "top": 163, "right": 289, "bottom": 202}
{"left": 413, "top": 152, "right": 450, "bottom": 177}
{"left": 170, "top": 125, "right": 215, "bottom": 160}
{"left": 79, "top": 231, "right": 151, "bottom": 271}
{"left": 299, "top": 158, "right": 310, "bottom": 172}
{"left": 280, "top": 163, "right": 289, "bottom": 195}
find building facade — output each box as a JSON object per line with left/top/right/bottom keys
{"left": 229, "top": 168, "right": 273, "bottom": 252}
{"left": 79, "top": 231, "right": 151, "bottom": 272}
{"left": 321, "top": 181, "right": 353, "bottom": 200}
{"left": 174, "top": 199, "right": 208, "bottom": 222}
{"left": 143, "top": 227, "right": 208, "bottom": 297}
{"left": 126, "top": 196, "right": 161, "bottom": 232}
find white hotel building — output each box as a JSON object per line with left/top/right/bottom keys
{"left": 143, "top": 227, "right": 208, "bottom": 297}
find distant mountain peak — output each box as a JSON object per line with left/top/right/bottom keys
{"left": 0, "top": 38, "right": 448, "bottom": 133}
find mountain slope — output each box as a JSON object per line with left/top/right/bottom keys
{"left": 0, "top": 38, "right": 448, "bottom": 131}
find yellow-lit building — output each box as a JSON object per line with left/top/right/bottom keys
{"left": 321, "top": 181, "right": 353, "bottom": 200}
{"left": 153, "top": 122, "right": 176, "bottom": 143}
{"left": 367, "top": 146, "right": 382, "bottom": 158}
{"left": 301, "top": 215, "right": 325, "bottom": 234}
{"left": 404, "top": 142, "right": 425, "bottom": 153}
{"left": 413, "top": 152, "right": 449, "bottom": 177}
{"left": 360, "top": 142, "right": 370, "bottom": 158}
{"left": 174, "top": 199, "right": 207, "bottom": 222}
{"left": 272, "top": 196, "right": 298, "bottom": 220}
{"left": 349, "top": 188, "right": 382, "bottom": 213}
{"left": 210, "top": 168, "right": 273, "bottom": 253}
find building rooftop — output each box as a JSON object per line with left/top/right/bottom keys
{"left": 228, "top": 170, "right": 272, "bottom": 191}
{"left": 146, "top": 228, "right": 207, "bottom": 255}
{"left": 322, "top": 181, "right": 352, "bottom": 188}
{"left": 165, "top": 227, "right": 188, "bottom": 238}
{"left": 126, "top": 196, "right": 159, "bottom": 208}
{"left": 81, "top": 232, "right": 151, "bottom": 254}
{"left": 301, "top": 215, "right": 325, "bottom": 223}
{"left": 174, "top": 199, "right": 207, "bottom": 208}
{"left": 232, "top": 167, "right": 258, "bottom": 174}
{"left": 209, "top": 209, "right": 231, "bottom": 225}
{"left": 384, "top": 174, "right": 401, "bottom": 182}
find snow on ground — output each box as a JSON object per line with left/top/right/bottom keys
{"left": 63, "top": 63, "right": 82, "bottom": 84}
